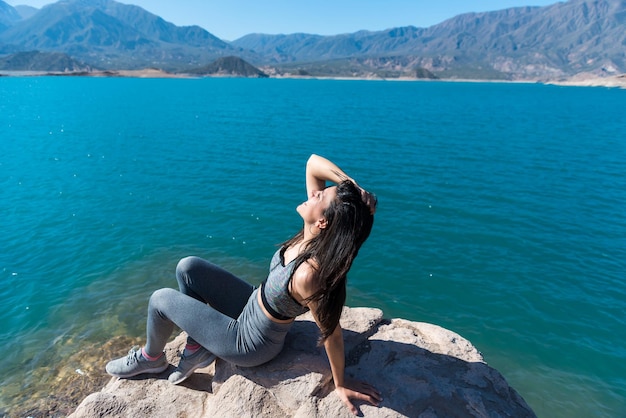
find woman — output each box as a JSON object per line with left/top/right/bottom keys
{"left": 106, "top": 154, "right": 381, "bottom": 415}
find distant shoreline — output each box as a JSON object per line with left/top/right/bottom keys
{"left": 2, "top": 68, "right": 625, "bottom": 89}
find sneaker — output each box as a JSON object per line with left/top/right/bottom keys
{"left": 168, "top": 346, "right": 216, "bottom": 385}
{"left": 106, "top": 346, "right": 168, "bottom": 378}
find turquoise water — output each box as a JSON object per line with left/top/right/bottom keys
{"left": 1, "top": 77, "right": 625, "bottom": 417}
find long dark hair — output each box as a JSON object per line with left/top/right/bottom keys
{"left": 282, "top": 180, "right": 375, "bottom": 343}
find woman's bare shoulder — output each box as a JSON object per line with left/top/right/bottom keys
{"left": 291, "top": 260, "right": 318, "bottom": 301}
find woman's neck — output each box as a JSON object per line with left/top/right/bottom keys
{"left": 284, "top": 232, "right": 313, "bottom": 264}
{"left": 302, "top": 223, "right": 320, "bottom": 243}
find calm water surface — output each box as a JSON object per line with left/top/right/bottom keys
{"left": 0, "top": 77, "right": 624, "bottom": 417}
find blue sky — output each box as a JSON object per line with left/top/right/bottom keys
{"left": 6, "top": 0, "right": 560, "bottom": 41}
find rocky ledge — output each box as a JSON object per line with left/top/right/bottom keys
{"left": 70, "top": 307, "right": 536, "bottom": 417}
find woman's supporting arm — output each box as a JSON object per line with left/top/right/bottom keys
{"left": 294, "top": 263, "right": 381, "bottom": 415}
{"left": 324, "top": 323, "right": 382, "bottom": 415}
{"left": 291, "top": 261, "right": 382, "bottom": 415}
{"left": 324, "top": 324, "right": 346, "bottom": 388}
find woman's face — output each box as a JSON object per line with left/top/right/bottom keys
{"left": 297, "top": 186, "right": 337, "bottom": 226}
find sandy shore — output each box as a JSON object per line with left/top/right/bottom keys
{"left": 0, "top": 68, "right": 194, "bottom": 78}
{"left": 119, "top": 71, "right": 626, "bottom": 89}
{"left": 544, "top": 73, "right": 626, "bottom": 89}
{"left": 87, "top": 68, "right": 195, "bottom": 78}
{"left": 2, "top": 68, "right": 625, "bottom": 88}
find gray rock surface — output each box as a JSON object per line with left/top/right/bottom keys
{"left": 70, "top": 307, "right": 536, "bottom": 418}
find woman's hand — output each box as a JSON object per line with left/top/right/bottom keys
{"left": 357, "top": 186, "right": 377, "bottom": 215}
{"left": 335, "top": 377, "right": 382, "bottom": 416}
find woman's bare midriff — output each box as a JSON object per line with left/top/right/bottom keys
{"left": 256, "top": 289, "right": 295, "bottom": 324}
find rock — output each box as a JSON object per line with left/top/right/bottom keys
{"left": 70, "top": 307, "right": 536, "bottom": 418}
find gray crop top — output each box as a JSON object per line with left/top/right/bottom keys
{"left": 260, "top": 248, "right": 310, "bottom": 320}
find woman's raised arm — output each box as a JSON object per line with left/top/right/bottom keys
{"left": 305, "top": 154, "right": 377, "bottom": 214}
{"left": 305, "top": 154, "right": 353, "bottom": 196}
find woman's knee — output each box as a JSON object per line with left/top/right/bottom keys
{"left": 175, "top": 256, "right": 206, "bottom": 285}
{"left": 176, "top": 256, "right": 202, "bottom": 276}
{"left": 148, "top": 288, "right": 178, "bottom": 310}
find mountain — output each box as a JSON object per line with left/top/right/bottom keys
{"left": 1, "top": 0, "right": 624, "bottom": 79}
{"left": 0, "top": 1, "right": 21, "bottom": 30}
{"left": 0, "top": 0, "right": 248, "bottom": 70}
{"left": 232, "top": 0, "right": 626, "bottom": 79}
{"left": 186, "top": 56, "right": 268, "bottom": 77}
{"left": 270, "top": 55, "right": 440, "bottom": 79}
{"left": 0, "top": 50, "right": 90, "bottom": 71}
{"left": 14, "top": 5, "right": 39, "bottom": 20}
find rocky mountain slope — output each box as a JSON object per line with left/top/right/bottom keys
{"left": 0, "top": 49, "right": 90, "bottom": 71}
{"left": 186, "top": 55, "right": 268, "bottom": 77}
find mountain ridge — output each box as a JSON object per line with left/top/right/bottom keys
{"left": 231, "top": 0, "right": 626, "bottom": 79}
{"left": 0, "top": 0, "right": 624, "bottom": 79}
{"left": 0, "top": 0, "right": 247, "bottom": 70}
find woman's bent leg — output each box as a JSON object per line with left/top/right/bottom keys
{"left": 108, "top": 257, "right": 273, "bottom": 378}
{"left": 175, "top": 256, "right": 254, "bottom": 319}
{"left": 174, "top": 256, "right": 255, "bottom": 348}
{"left": 144, "top": 288, "right": 291, "bottom": 367}
{"left": 144, "top": 287, "right": 246, "bottom": 359}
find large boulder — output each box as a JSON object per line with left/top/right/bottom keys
{"left": 70, "top": 307, "right": 536, "bottom": 417}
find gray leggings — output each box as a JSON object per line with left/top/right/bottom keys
{"left": 144, "top": 256, "right": 293, "bottom": 367}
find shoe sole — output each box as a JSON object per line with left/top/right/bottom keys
{"left": 168, "top": 355, "right": 216, "bottom": 385}
{"left": 107, "top": 362, "right": 169, "bottom": 379}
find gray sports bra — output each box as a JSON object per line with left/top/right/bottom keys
{"left": 260, "top": 248, "right": 309, "bottom": 320}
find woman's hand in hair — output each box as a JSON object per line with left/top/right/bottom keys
{"left": 358, "top": 187, "right": 377, "bottom": 215}
{"left": 335, "top": 377, "right": 382, "bottom": 415}
{"left": 347, "top": 178, "right": 376, "bottom": 215}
